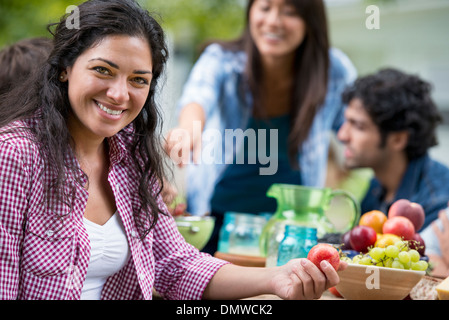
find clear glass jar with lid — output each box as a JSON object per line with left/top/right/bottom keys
{"left": 228, "top": 213, "right": 267, "bottom": 257}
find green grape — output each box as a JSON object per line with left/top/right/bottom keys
{"left": 359, "top": 256, "right": 372, "bottom": 265}
{"left": 385, "top": 245, "right": 399, "bottom": 258}
{"left": 384, "top": 258, "right": 393, "bottom": 268}
{"left": 369, "top": 247, "right": 385, "bottom": 261}
{"left": 352, "top": 255, "right": 361, "bottom": 264}
{"left": 411, "top": 260, "right": 429, "bottom": 271}
{"left": 418, "top": 260, "right": 428, "bottom": 271}
{"left": 398, "top": 251, "right": 411, "bottom": 264}
{"left": 408, "top": 249, "right": 420, "bottom": 263}
{"left": 392, "top": 260, "right": 405, "bottom": 269}
{"left": 410, "top": 262, "right": 420, "bottom": 271}
{"left": 394, "top": 240, "right": 409, "bottom": 251}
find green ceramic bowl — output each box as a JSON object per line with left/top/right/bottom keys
{"left": 175, "top": 216, "right": 215, "bottom": 250}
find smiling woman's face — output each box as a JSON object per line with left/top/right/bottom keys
{"left": 249, "top": 0, "right": 306, "bottom": 62}
{"left": 64, "top": 35, "right": 153, "bottom": 141}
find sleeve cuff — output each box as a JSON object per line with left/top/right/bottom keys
{"left": 177, "top": 254, "right": 230, "bottom": 300}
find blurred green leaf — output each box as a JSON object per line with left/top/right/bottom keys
{"left": 142, "top": 0, "right": 245, "bottom": 57}
{"left": 0, "top": 0, "right": 83, "bottom": 47}
{"left": 0, "top": 0, "right": 245, "bottom": 56}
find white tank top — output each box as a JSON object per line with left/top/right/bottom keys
{"left": 80, "top": 212, "right": 131, "bottom": 300}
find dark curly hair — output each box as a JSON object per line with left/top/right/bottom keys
{"left": 0, "top": 0, "right": 169, "bottom": 238}
{"left": 342, "top": 68, "right": 442, "bottom": 160}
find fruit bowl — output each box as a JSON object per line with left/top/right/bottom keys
{"left": 336, "top": 263, "right": 425, "bottom": 300}
{"left": 175, "top": 215, "right": 215, "bottom": 250}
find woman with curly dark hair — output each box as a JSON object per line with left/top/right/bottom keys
{"left": 0, "top": 0, "right": 345, "bottom": 300}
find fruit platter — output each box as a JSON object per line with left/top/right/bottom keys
{"left": 336, "top": 238, "right": 428, "bottom": 300}
{"left": 315, "top": 198, "right": 446, "bottom": 300}
{"left": 341, "top": 198, "right": 426, "bottom": 255}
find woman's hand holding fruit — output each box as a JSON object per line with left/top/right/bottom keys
{"left": 269, "top": 256, "right": 347, "bottom": 300}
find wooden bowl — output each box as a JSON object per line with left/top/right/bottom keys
{"left": 336, "top": 263, "right": 425, "bottom": 300}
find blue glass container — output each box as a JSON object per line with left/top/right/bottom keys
{"left": 276, "top": 225, "right": 317, "bottom": 266}
{"left": 217, "top": 212, "right": 237, "bottom": 253}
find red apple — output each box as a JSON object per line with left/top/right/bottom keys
{"left": 341, "top": 231, "right": 353, "bottom": 250}
{"left": 388, "top": 199, "right": 425, "bottom": 231}
{"left": 349, "top": 225, "right": 377, "bottom": 253}
{"left": 328, "top": 286, "right": 343, "bottom": 298}
{"left": 382, "top": 216, "right": 415, "bottom": 240}
{"left": 410, "top": 233, "right": 426, "bottom": 256}
{"left": 307, "top": 243, "right": 340, "bottom": 271}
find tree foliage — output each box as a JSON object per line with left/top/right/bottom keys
{"left": 0, "top": 0, "right": 246, "bottom": 54}
{"left": 143, "top": 0, "right": 245, "bottom": 51}
{"left": 0, "top": 0, "right": 81, "bottom": 46}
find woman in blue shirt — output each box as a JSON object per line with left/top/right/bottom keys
{"left": 165, "top": 0, "right": 357, "bottom": 254}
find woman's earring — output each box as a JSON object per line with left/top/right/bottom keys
{"left": 59, "top": 71, "right": 67, "bottom": 82}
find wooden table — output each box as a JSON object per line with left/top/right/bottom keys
{"left": 213, "top": 251, "right": 343, "bottom": 300}
{"left": 214, "top": 251, "right": 267, "bottom": 267}
{"left": 212, "top": 252, "right": 443, "bottom": 300}
{"left": 244, "top": 291, "right": 341, "bottom": 300}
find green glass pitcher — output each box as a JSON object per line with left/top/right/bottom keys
{"left": 260, "top": 184, "right": 361, "bottom": 257}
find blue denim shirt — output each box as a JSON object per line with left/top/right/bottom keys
{"left": 361, "top": 153, "right": 449, "bottom": 231}
{"left": 177, "top": 44, "right": 357, "bottom": 215}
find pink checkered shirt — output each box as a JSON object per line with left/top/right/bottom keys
{"left": 0, "top": 116, "right": 227, "bottom": 300}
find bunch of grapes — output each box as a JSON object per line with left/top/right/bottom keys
{"left": 342, "top": 240, "right": 429, "bottom": 272}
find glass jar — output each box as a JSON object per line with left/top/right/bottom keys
{"left": 276, "top": 225, "right": 317, "bottom": 266}
{"left": 265, "top": 222, "right": 286, "bottom": 268}
{"left": 217, "top": 212, "right": 237, "bottom": 253}
{"left": 228, "top": 213, "right": 267, "bottom": 257}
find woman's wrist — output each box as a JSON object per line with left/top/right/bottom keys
{"left": 203, "top": 264, "right": 279, "bottom": 299}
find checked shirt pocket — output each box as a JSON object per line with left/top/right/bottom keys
{"left": 21, "top": 215, "right": 75, "bottom": 278}
{"left": 21, "top": 233, "right": 74, "bottom": 277}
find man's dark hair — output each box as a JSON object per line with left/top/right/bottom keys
{"left": 0, "top": 37, "right": 52, "bottom": 96}
{"left": 342, "top": 68, "right": 442, "bottom": 160}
